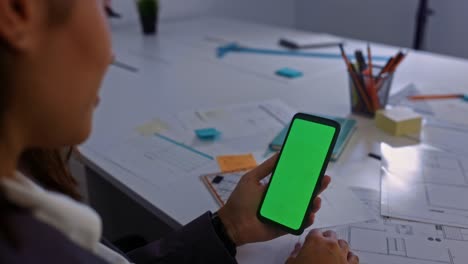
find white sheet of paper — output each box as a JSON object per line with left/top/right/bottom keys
{"left": 103, "top": 134, "right": 216, "bottom": 190}
{"left": 388, "top": 83, "right": 434, "bottom": 115}
{"left": 281, "top": 34, "right": 343, "bottom": 47}
{"left": 422, "top": 123, "right": 468, "bottom": 156}
{"left": 321, "top": 187, "right": 468, "bottom": 264}
{"left": 381, "top": 143, "right": 468, "bottom": 228}
{"left": 205, "top": 170, "right": 374, "bottom": 229}
{"left": 235, "top": 183, "right": 374, "bottom": 264}
{"left": 172, "top": 100, "right": 296, "bottom": 156}
{"left": 389, "top": 83, "right": 468, "bottom": 127}
{"left": 429, "top": 100, "right": 468, "bottom": 127}
{"left": 312, "top": 182, "right": 375, "bottom": 229}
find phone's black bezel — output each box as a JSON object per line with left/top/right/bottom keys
{"left": 257, "top": 113, "right": 341, "bottom": 235}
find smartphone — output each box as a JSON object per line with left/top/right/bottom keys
{"left": 257, "top": 113, "right": 340, "bottom": 235}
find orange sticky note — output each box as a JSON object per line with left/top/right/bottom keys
{"left": 216, "top": 154, "right": 257, "bottom": 173}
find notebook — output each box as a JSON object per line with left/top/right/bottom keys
{"left": 269, "top": 116, "right": 357, "bottom": 161}
{"left": 202, "top": 171, "right": 249, "bottom": 206}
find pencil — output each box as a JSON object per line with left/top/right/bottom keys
{"left": 367, "top": 43, "right": 379, "bottom": 110}
{"left": 377, "top": 57, "right": 395, "bottom": 78}
{"left": 112, "top": 60, "right": 139, "bottom": 73}
{"left": 408, "top": 94, "right": 464, "bottom": 101}
{"left": 389, "top": 51, "right": 406, "bottom": 72}
{"left": 339, "top": 44, "right": 373, "bottom": 113}
{"left": 376, "top": 56, "right": 396, "bottom": 91}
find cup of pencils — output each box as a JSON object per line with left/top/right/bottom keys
{"left": 340, "top": 44, "right": 406, "bottom": 117}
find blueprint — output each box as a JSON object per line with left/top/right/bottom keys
{"left": 301, "top": 187, "right": 468, "bottom": 264}
{"left": 380, "top": 144, "right": 468, "bottom": 228}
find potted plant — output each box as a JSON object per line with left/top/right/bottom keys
{"left": 137, "top": 0, "right": 159, "bottom": 35}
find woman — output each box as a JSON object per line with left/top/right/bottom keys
{"left": 0, "top": 0, "right": 358, "bottom": 263}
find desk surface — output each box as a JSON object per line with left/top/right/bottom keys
{"left": 80, "top": 17, "right": 468, "bottom": 262}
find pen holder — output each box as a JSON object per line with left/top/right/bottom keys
{"left": 348, "top": 71, "right": 394, "bottom": 117}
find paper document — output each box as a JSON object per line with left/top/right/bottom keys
{"left": 388, "top": 84, "right": 434, "bottom": 115}
{"left": 130, "top": 100, "right": 297, "bottom": 158}
{"left": 422, "top": 124, "right": 468, "bottom": 156}
{"left": 313, "top": 182, "right": 375, "bottom": 229}
{"left": 203, "top": 171, "right": 374, "bottom": 229}
{"left": 172, "top": 100, "right": 297, "bottom": 156}
{"left": 390, "top": 83, "right": 468, "bottom": 127}
{"left": 381, "top": 144, "right": 468, "bottom": 228}
{"left": 236, "top": 185, "right": 374, "bottom": 264}
{"left": 314, "top": 187, "right": 468, "bottom": 264}
{"left": 103, "top": 134, "right": 215, "bottom": 190}
{"left": 280, "top": 34, "right": 343, "bottom": 47}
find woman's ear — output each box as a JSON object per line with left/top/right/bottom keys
{"left": 0, "top": 0, "right": 42, "bottom": 52}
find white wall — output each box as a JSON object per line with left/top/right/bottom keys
{"left": 425, "top": 0, "right": 468, "bottom": 59}
{"left": 111, "top": 0, "right": 468, "bottom": 59}
{"left": 111, "top": 0, "right": 294, "bottom": 26}
{"left": 295, "top": 0, "right": 418, "bottom": 48}
{"left": 111, "top": 0, "right": 216, "bottom": 21}
{"left": 211, "top": 1, "right": 295, "bottom": 27}
{"left": 295, "top": 0, "right": 468, "bottom": 59}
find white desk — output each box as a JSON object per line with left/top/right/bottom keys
{"left": 80, "top": 17, "right": 468, "bottom": 262}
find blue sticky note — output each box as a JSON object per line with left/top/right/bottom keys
{"left": 276, "top": 67, "right": 303, "bottom": 79}
{"left": 463, "top": 94, "right": 468, "bottom": 102}
{"left": 195, "top": 128, "right": 221, "bottom": 140}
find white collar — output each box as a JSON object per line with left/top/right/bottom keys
{"left": 1, "top": 171, "right": 131, "bottom": 264}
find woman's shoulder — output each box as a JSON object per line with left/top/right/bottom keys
{"left": 0, "top": 201, "right": 109, "bottom": 264}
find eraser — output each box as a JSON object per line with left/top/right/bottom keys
{"left": 276, "top": 67, "right": 303, "bottom": 79}
{"left": 195, "top": 128, "right": 221, "bottom": 140}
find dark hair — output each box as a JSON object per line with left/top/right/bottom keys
{"left": 0, "top": 0, "right": 78, "bottom": 247}
{"left": 20, "top": 148, "right": 81, "bottom": 200}
{"left": 0, "top": 39, "right": 11, "bottom": 120}
{"left": 0, "top": 149, "right": 81, "bottom": 247}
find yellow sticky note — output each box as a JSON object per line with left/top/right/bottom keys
{"left": 375, "top": 107, "right": 422, "bottom": 136}
{"left": 136, "top": 119, "right": 169, "bottom": 136}
{"left": 216, "top": 154, "right": 257, "bottom": 173}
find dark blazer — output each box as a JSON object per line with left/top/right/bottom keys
{"left": 0, "top": 204, "right": 237, "bottom": 264}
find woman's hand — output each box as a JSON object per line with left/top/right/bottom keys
{"left": 286, "top": 230, "right": 359, "bottom": 264}
{"left": 217, "top": 154, "right": 331, "bottom": 246}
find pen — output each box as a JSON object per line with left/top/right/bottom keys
{"left": 339, "top": 44, "right": 373, "bottom": 113}
{"left": 367, "top": 43, "right": 379, "bottom": 110}
{"left": 389, "top": 51, "right": 406, "bottom": 72}
{"left": 377, "top": 57, "right": 395, "bottom": 78}
{"left": 355, "top": 50, "right": 367, "bottom": 72}
{"left": 112, "top": 60, "right": 139, "bottom": 73}
{"left": 408, "top": 94, "right": 466, "bottom": 101}
{"left": 368, "top": 153, "right": 382, "bottom": 161}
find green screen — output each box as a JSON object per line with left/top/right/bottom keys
{"left": 260, "top": 118, "right": 336, "bottom": 230}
